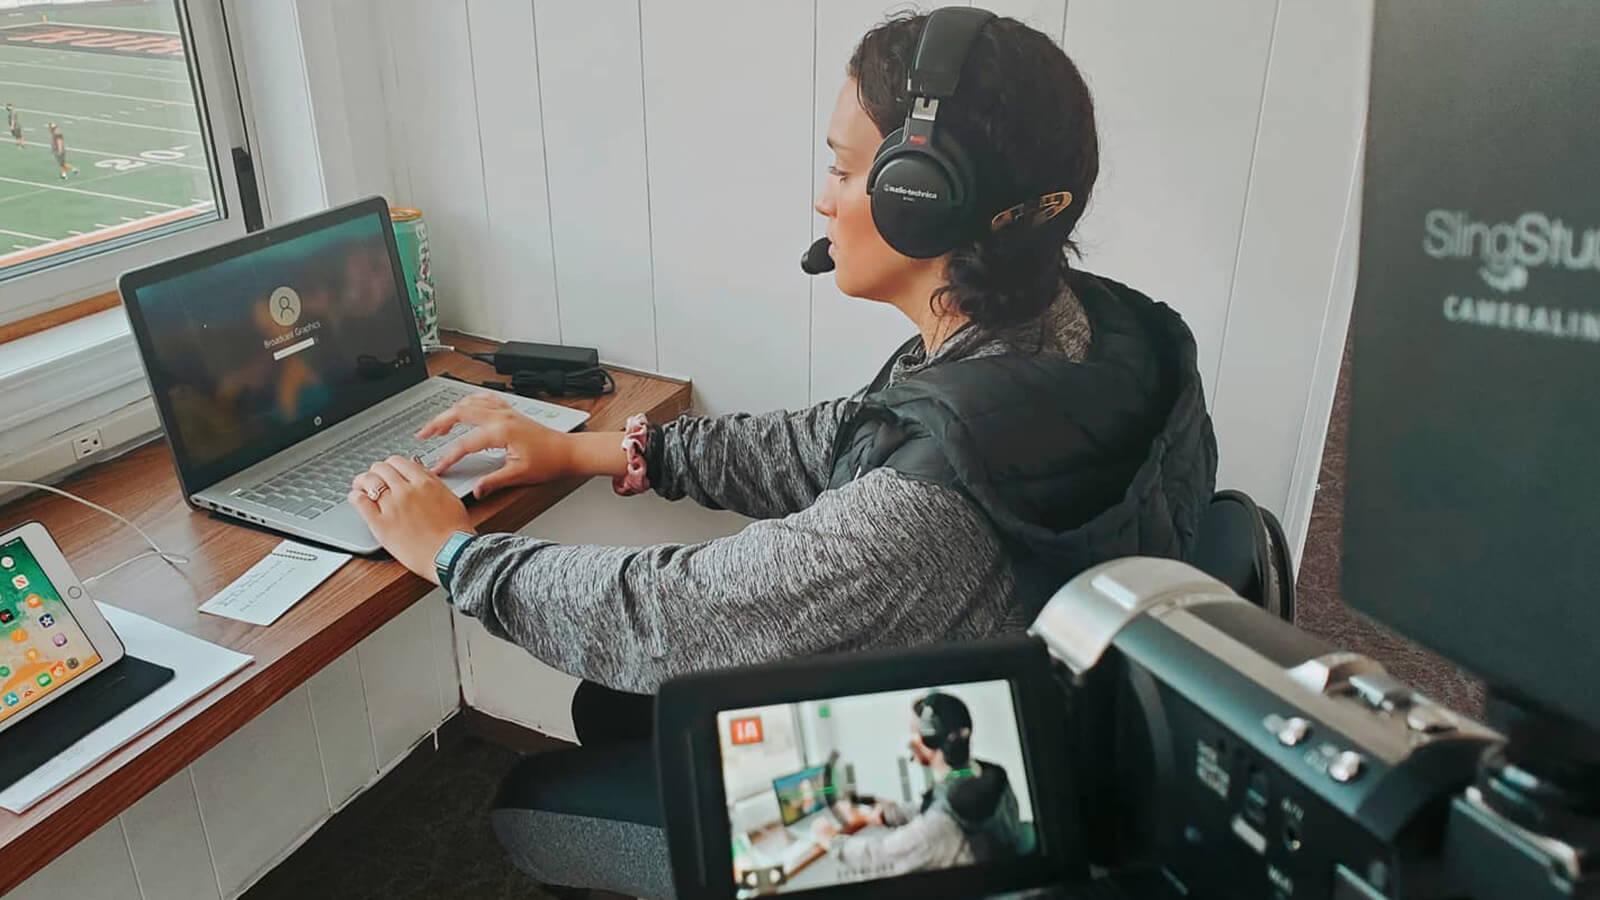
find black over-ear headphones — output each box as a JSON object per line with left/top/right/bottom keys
{"left": 866, "top": 6, "right": 995, "bottom": 259}
{"left": 914, "top": 691, "right": 973, "bottom": 766}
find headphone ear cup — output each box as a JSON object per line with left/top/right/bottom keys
{"left": 869, "top": 128, "right": 970, "bottom": 259}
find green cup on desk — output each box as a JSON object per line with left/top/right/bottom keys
{"left": 390, "top": 207, "right": 440, "bottom": 346}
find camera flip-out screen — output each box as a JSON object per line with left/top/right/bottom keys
{"left": 657, "top": 635, "right": 1077, "bottom": 900}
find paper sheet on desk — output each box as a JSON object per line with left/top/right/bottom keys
{"left": 199, "top": 540, "right": 351, "bottom": 626}
{"left": 0, "top": 603, "right": 252, "bottom": 813}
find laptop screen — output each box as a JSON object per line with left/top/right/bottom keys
{"left": 122, "top": 199, "right": 426, "bottom": 493}
{"left": 772, "top": 765, "right": 829, "bottom": 827}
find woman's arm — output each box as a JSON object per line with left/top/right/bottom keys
{"left": 647, "top": 400, "right": 852, "bottom": 518}
{"left": 420, "top": 392, "right": 851, "bottom": 518}
{"left": 446, "top": 469, "right": 1011, "bottom": 694}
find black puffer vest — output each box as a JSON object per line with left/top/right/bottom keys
{"left": 826, "top": 269, "right": 1218, "bottom": 621}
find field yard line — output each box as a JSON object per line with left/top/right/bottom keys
{"left": 0, "top": 226, "right": 48, "bottom": 241}
{"left": 0, "top": 164, "right": 135, "bottom": 209}
{"left": 0, "top": 79, "right": 193, "bottom": 107}
{"left": 12, "top": 137, "right": 206, "bottom": 170}
{"left": 14, "top": 106, "right": 200, "bottom": 136}
{"left": 0, "top": 174, "right": 181, "bottom": 208}
{"left": 0, "top": 58, "right": 190, "bottom": 85}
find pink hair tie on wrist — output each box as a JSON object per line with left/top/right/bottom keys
{"left": 613, "top": 413, "right": 652, "bottom": 496}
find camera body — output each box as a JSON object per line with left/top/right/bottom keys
{"left": 656, "top": 558, "right": 1525, "bottom": 900}
{"left": 1033, "top": 558, "right": 1499, "bottom": 899}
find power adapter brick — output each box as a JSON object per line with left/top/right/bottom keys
{"left": 488, "top": 341, "right": 599, "bottom": 375}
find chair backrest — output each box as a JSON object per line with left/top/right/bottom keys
{"left": 1191, "top": 489, "right": 1296, "bottom": 621}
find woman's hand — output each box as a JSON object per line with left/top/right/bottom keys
{"left": 811, "top": 818, "right": 842, "bottom": 844}
{"left": 351, "top": 456, "right": 473, "bottom": 583}
{"left": 417, "top": 393, "right": 573, "bottom": 498}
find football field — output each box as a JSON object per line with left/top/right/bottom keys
{"left": 0, "top": 1, "right": 216, "bottom": 273}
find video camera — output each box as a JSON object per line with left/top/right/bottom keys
{"left": 655, "top": 1, "right": 1599, "bottom": 897}
{"left": 657, "top": 555, "right": 1580, "bottom": 900}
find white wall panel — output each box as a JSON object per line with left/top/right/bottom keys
{"left": 807, "top": 1, "right": 928, "bottom": 404}
{"left": 1211, "top": 0, "right": 1371, "bottom": 515}
{"left": 642, "top": 0, "right": 816, "bottom": 415}
{"left": 120, "top": 770, "right": 222, "bottom": 900}
{"left": 379, "top": 0, "right": 495, "bottom": 336}
{"left": 425, "top": 585, "right": 462, "bottom": 722}
{"left": 306, "top": 648, "right": 378, "bottom": 808}
{"left": 6, "top": 819, "right": 139, "bottom": 900}
{"left": 315, "top": 0, "right": 400, "bottom": 205}
{"left": 463, "top": 0, "right": 561, "bottom": 343}
{"left": 1063, "top": 0, "right": 1278, "bottom": 398}
{"left": 536, "top": 0, "right": 659, "bottom": 370}
{"left": 357, "top": 598, "right": 450, "bottom": 767}
{"left": 1287, "top": 156, "right": 1362, "bottom": 561}
{"left": 190, "top": 689, "right": 328, "bottom": 897}
{"left": 984, "top": 0, "right": 1067, "bottom": 44}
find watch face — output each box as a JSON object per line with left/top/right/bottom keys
{"left": 437, "top": 532, "right": 473, "bottom": 588}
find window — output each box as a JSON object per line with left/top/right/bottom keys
{"left": 0, "top": 0, "right": 251, "bottom": 322}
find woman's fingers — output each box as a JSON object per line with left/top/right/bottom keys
{"left": 370, "top": 459, "right": 410, "bottom": 487}
{"left": 352, "top": 471, "right": 387, "bottom": 499}
{"left": 430, "top": 426, "right": 503, "bottom": 475}
{"left": 416, "top": 394, "right": 508, "bottom": 438}
{"left": 388, "top": 454, "right": 433, "bottom": 483}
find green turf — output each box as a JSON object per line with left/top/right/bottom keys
{"left": 0, "top": 1, "right": 219, "bottom": 269}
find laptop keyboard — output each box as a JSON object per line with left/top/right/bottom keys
{"left": 235, "top": 387, "right": 487, "bottom": 520}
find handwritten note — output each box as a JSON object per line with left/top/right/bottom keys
{"left": 198, "top": 540, "right": 351, "bottom": 626}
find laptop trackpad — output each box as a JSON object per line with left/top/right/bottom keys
{"left": 437, "top": 450, "right": 507, "bottom": 495}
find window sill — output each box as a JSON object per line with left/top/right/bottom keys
{"left": 0, "top": 309, "right": 155, "bottom": 464}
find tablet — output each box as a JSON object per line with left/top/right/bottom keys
{"left": 0, "top": 522, "right": 125, "bottom": 733}
{"left": 656, "top": 635, "right": 1081, "bottom": 900}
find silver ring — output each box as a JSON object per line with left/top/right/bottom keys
{"left": 365, "top": 482, "right": 389, "bottom": 502}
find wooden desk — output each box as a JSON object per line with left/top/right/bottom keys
{"left": 0, "top": 338, "right": 690, "bottom": 895}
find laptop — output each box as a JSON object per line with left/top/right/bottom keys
{"left": 119, "top": 196, "right": 589, "bottom": 554}
{"left": 767, "top": 765, "right": 831, "bottom": 870}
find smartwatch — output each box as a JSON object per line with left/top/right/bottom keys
{"left": 434, "top": 531, "right": 477, "bottom": 594}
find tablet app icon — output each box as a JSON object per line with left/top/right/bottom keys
{"left": 38, "top": 613, "right": 53, "bottom": 627}
{"left": 0, "top": 665, "right": 9, "bottom": 677}
{"left": 25, "top": 594, "right": 41, "bottom": 608}
{"left": 1, "top": 556, "right": 12, "bottom": 568}
{"left": 51, "top": 664, "right": 65, "bottom": 679}
{"left": 3, "top": 693, "right": 17, "bottom": 707}
{"left": 25, "top": 648, "right": 39, "bottom": 661}
{"left": 11, "top": 574, "right": 27, "bottom": 589}
{"left": 53, "top": 634, "right": 68, "bottom": 647}
{"left": 0, "top": 608, "right": 12, "bottom": 624}
{"left": 35, "top": 673, "right": 51, "bottom": 687}
{"left": 9, "top": 628, "right": 25, "bottom": 643}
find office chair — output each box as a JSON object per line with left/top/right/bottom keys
{"left": 1191, "top": 489, "right": 1296, "bottom": 622}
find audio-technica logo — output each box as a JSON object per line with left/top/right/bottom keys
{"left": 1424, "top": 210, "right": 1600, "bottom": 293}
{"left": 883, "top": 184, "right": 940, "bottom": 201}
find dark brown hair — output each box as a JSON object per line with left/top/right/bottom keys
{"left": 849, "top": 13, "right": 1099, "bottom": 329}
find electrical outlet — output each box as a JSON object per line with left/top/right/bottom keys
{"left": 71, "top": 429, "right": 103, "bottom": 461}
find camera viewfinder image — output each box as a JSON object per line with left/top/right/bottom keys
{"left": 715, "top": 680, "right": 1035, "bottom": 896}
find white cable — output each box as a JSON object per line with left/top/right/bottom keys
{"left": 0, "top": 480, "right": 189, "bottom": 583}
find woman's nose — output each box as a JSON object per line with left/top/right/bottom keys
{"left": 814, "top": 186, "right": 835, "bottom": 219}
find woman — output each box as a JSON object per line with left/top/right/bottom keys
{"left": 352, "top": 10, "right": 1214, "bottom": 895}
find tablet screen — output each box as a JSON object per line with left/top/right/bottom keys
{"left": 715, "top": 679, "right": 1037, "bottom": 897}
{"left": 0, "top": 536, "right": 104, "bottom": 725}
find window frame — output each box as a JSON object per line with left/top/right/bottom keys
{"left": 0, "top": 0, "right": 257, "bottom": 326}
